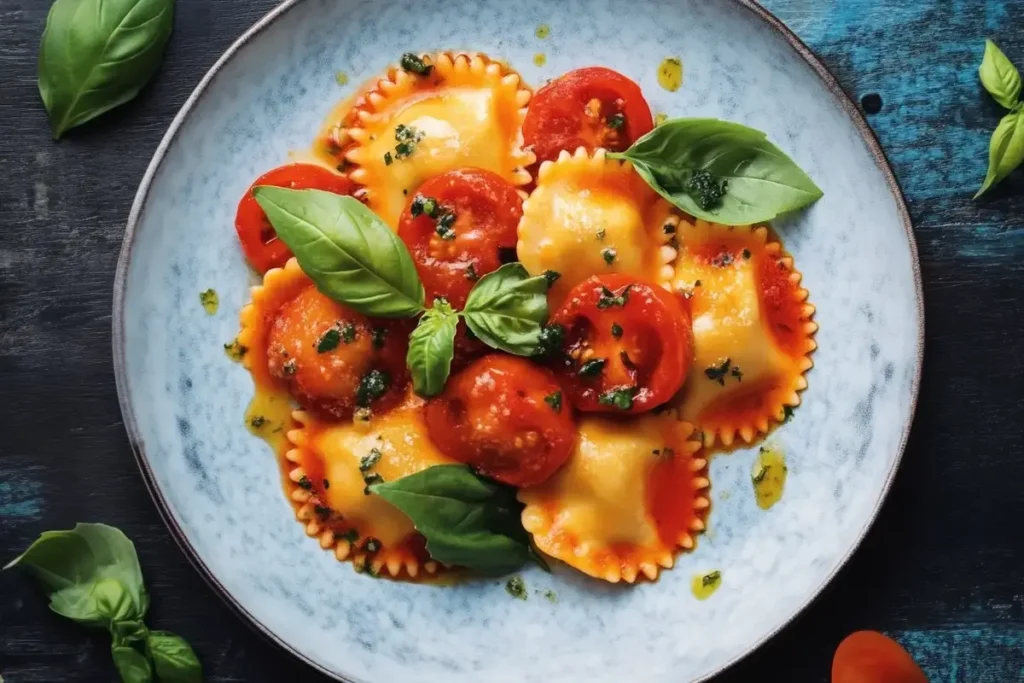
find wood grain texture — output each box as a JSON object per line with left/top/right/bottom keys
{"left": 0, "top": 0, "right": 1021, "bottom": 681}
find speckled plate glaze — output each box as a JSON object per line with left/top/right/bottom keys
{"left": 113, "top": 1, "right": 923, "bottom": 681}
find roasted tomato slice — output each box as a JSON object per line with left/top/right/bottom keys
{"left": 425, "top": 355, "right": 575, "bottom": 487}
{"left": 523, "top": 67, "right": 654, "bottom": 165}
{"left": 235, "top": 164, "right": 353, "bottom": 273}
{"left": 266, "top": 285, "right": 409, "bottom": 419}
{"left": 832, "top": 631, "right": 928, "bottom": 683}
{"left": 398, "top": 168, "right": 523, "bottom": 367}
{"left": 548, "top": 274, "right": 692, "bottom": 414}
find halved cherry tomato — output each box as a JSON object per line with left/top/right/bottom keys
{"left": 548, "top": 274, "right": 692, "bottom": 414}
{"left": 397, "top": 168, "right": 523, "bottom": 367}
{"left": 266, "top": 285, "right": 409, "bottom": 419}
{"left": 523, "top": 67, "right": 654, "bottom": 165}
{"left": 397, "top": 168, "right": 522, "bottom": 308}
{"left": 235, "top": 164, "right": 353, "bottom": 273}
{"left": 425, "top": 355, "right": 575, "bottom": 487}
{"left": 832, "top": 631, "right": 928, "bottom": 683}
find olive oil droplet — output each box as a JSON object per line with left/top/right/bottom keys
{"left": 533, "top": 52, "right": 547, "bottom": 67}
{"left": 199, "top": 288, "right": 219, "bottom": 315}
{"left": 752, "top": 443, "right": 788, "bottom": 510}
{"left": 658, "top": 57, "right": 683, "bottom": 92}
{"left": 691, "top": 570, "right": 722, "bottom": 600}
{"left": 535, "top": 23, "right": 551, "bottom": 39}
{"left": 655, "top": 112, "right": 669, "bottom": 126}
{"left": 335, "top": 71, "right": 349, "bottom": 86}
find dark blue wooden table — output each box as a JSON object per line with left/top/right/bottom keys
{"left": 1, "top": 1, "right": 1022, "bottom": 681}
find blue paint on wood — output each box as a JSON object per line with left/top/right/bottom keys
{"left": 893, "top": 627, "right": 1024, "bottom": 682}
{"left": 0, "top": 474, "right": 43, "bottom": 520}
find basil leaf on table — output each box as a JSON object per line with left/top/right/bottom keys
{"left": 370, "top": 464, "right": 544, "bottom": 575}
{"left": 407, "top": 299, "right": 459, "bottom": 397}
{"left": 462, "top": 263, "right": 549, "bottom": 355}
{"left": 975, "top": 109, "right": 1024, "bottom": 198}
{"left": 979, "top": 39, "right": 1021, "bottom": 110}
{"left": 4, "top": 523, "right": 148, "bottom": 627}
{"left": 254, "top": 187, "right": 425, "bottom": 317}
{"left": 38, "top": 0, "right": 174, "bottom": 139}
{"left": 112, "top": 645, "right": 153, "bottom": 683}
{"left": 610, "top": 118, "right": 824, "bottom": 225}
{"left": 146, "top": 631, "right": 203, "bottom": 683}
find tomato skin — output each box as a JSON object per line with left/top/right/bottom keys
{"left": 523, "top": 67, "right": 654, "bottom": 165}
{"left": 235, "top": 164, "right": 353, "bottom": 273}
{"left": 833, "top": 631, "right": 928, "bottom": 683}
{"left": 266, "top": 286, "right": 409, "bottom": 419}
{"left": 425, "top": 355, "right": 576, "bottom": 487}
{"left": 397, "top": 168, "right": 522, "bottom": 309}
{"left": 548, "top": 274, "right": 692, "bottom": 414}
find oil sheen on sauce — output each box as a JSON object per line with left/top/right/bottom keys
{"left": 752, "top": 443, "right": 787, "bottom": 510}
{"left": 245, "top": 386, "right": 295, "bottom": 462}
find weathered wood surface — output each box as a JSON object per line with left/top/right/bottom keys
{"left": 0, "top": 0, "right": 1021, "bottom": 681}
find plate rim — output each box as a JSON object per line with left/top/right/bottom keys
{"left": 111, "top": 1, "right": 925, "bottom": 680}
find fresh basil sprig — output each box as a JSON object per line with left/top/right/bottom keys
{"left": 975, "top": 40, "right": 1024, "bottom": 198}
{"left": 609, "top": 118, "right": 823, "bottom": 225}
{"left": 38, "top": 0, "right": 174, "bottom": 139}
{"left": 5, "top": 523, "right": 201, "bottom": 683}
{"left": 370, "top": 464, "right": 548, "bottom": 575}
{"left": 407, "top": 299, "right": 459, "bottom": 396}
{"left": 253, "top": 187, "right": 426, "bottom": 317}
{"left": 462, "top": 263, "right": 550, "bottom": 355}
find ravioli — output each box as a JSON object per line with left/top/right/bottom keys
{"left": 519, "top": 412, "right": 709, "bottom": 583}
{"left": 344, "top": 52, "right": 534, "bottom": 229}
{"left": 517, "top": 148, "right": 678, "bottom": 304}
{"left": 285, "top": 391, "right": 455, "bottom": 577}
{"left": 667, "top": 220, "right": 817, "bottom": 447}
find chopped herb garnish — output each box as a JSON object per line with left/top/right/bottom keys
{"left": 465, "top": 263, "right": 480, "bottom": 281}
{"left": 249, "top": 415, "right": 268, "bottom": 429}
{"left": 363, "top": 472, "right": 384, "bottom": 494}
{"left": 323, "top": 478, "right": 331, "bottom": 490}
{"left": 601, "top": 247, "right": 617, "bottom": 264}
{"left": 742, "top": 248, "right": 751, "bottom": 260}
{"left": 701, "top": 570, "right": 722, "bottom": 588}
{"left": 598, "top": 386, "right": 637, "bottom": 411}
{"left": 753, "top": 465, "right": 770, "bottom": 484}
{"left": 544, "top": 390, "right": 562, "bottom": 413}
{"left": 578, "top": 358, "right": 606, "bottom": 378}
{"left": 607, "top": 112, "right": 625, "bottom": 129}
{"left": 611, "top": 323, "right": 623, "bottom": 338}
{"left": 505, "top": 576, "right": 527, "bottom": 600}
{"left": 317, "top": 327, "right": 342, "bottom": 353}
{"left": 364, "top": 538, "right": 382, "bottom": 553}
{"left": 687, "top": 170, "right": 727, "bottom": 211}
{"left": 781, "top": 405, "right": 795, "bottom": 423}
{"left": 543, "top": 270, "right": 561, "bottom": 288}
{"left": 400, "top": 52, "right": 433, "bottom": 75}
{"left": 596, "top": 285, "right": 631, "bottom": 309}
{"left": 314, "top": 504, "right": 332, "bottom": 519}
{"left": 435, "top": 210, "right": 457, "bottom": 240}
{"left": 596, "top": 228, "right": 606, "bottom": 240}
{"left": 663, "top": 222, "right": 676, "bottom": 235}
{"left": 383, "top": 151, "right": 393, "bottom": 166}
{"left": 223, "top": 339, "right": 248, "bottom": 361}
{"left": 360, "top": 447, "right": 383, "bottom": 472}
{"left": 356, "top": 369, "right": 390, "bottom": 407}
{"left": 704, "top": 358, "right": 732, "bottom": 385}
{"left": 297, "top": 475, "right": 313, "bottom": 490}
{"left": 731, "top": 365, "right": 743, "bottom": 381}
{"left": 393, "top": 124, "right": 424, "bottom": 159}
{"left": 543, "top": 589, "right": 557, "bottom": 603}
{"left": 536, "top": 323, "right": 565, "bottom": 358}
{"left": 282, "top": 359, "right": 297, "bottom": 376}
{"left": 711, "top": 251, "right": 735, "bottom": 268}
{"left": 340, "top": 322, "right": 357, "bottom": 344}
{"left": 371, "top": 326, "right": 387, "bottom": 350}
{"left": 339, "top": 529, "right": 359, "bottom": 543}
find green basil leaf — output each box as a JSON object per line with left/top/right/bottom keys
{"left": 610, "top": 118, "right": 824, "bottom": 225}
{"left": 5, "top": 523, "right": 148, "bottom": 627}
{"left": 407, "top": 299, "right": 458, "bottom": 397}
{"left": 112, "top": 619, "right": 149, "bottom": 645}
{"left": 146, "top": 631, "right": 202, "bottom": 683}
{"left": 462, "top": 263, "right": 549, "bottom": 355}
{"left": 370, "top": 464, "right": 537, "bottom": 575}
{"left": 112, "top": 644, "right": 153, "bottom": 683}
{"left": 38, "top": 0, "right": 174, "bottom": 139}
{"left": 253, "top": 187, "right": 425, "bottom": 317}
{"left": 975, "top": 110, "right": 1024, "bottom": 198}
{"left": 979, "top": 39, "right": 1021, "bottom": 110}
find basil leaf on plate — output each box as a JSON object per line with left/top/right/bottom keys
{"left": 111, "top": 645, "right": 153, "bottom": 683}
{"left": 975, "top": 109, "right": 1024, "bottom": 198}
{"left": 610, "top": 118, "right": 824, "bottom": 225}
{"left": 979, "top": 39, "right": 1021, "bottom": 110}
{"left": 4, "top": 523, "right": 148, "bottom": 627}
{"left": 370, "top": 464, "right": 541, "bottom": 575}
{"left": 254, "top": 187, "right": 425, "bottom": 317}
{"left": 407, "top": 299, "right": 459, "bottom": 397}
{"left": 146, "top": 631, "right": 203, "bottom": 683}
{"left": 462, "top": 263, "right": 549, "bottom": 356}
{"left": 38, "top": 0, "right": 174, "bottom": 139}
